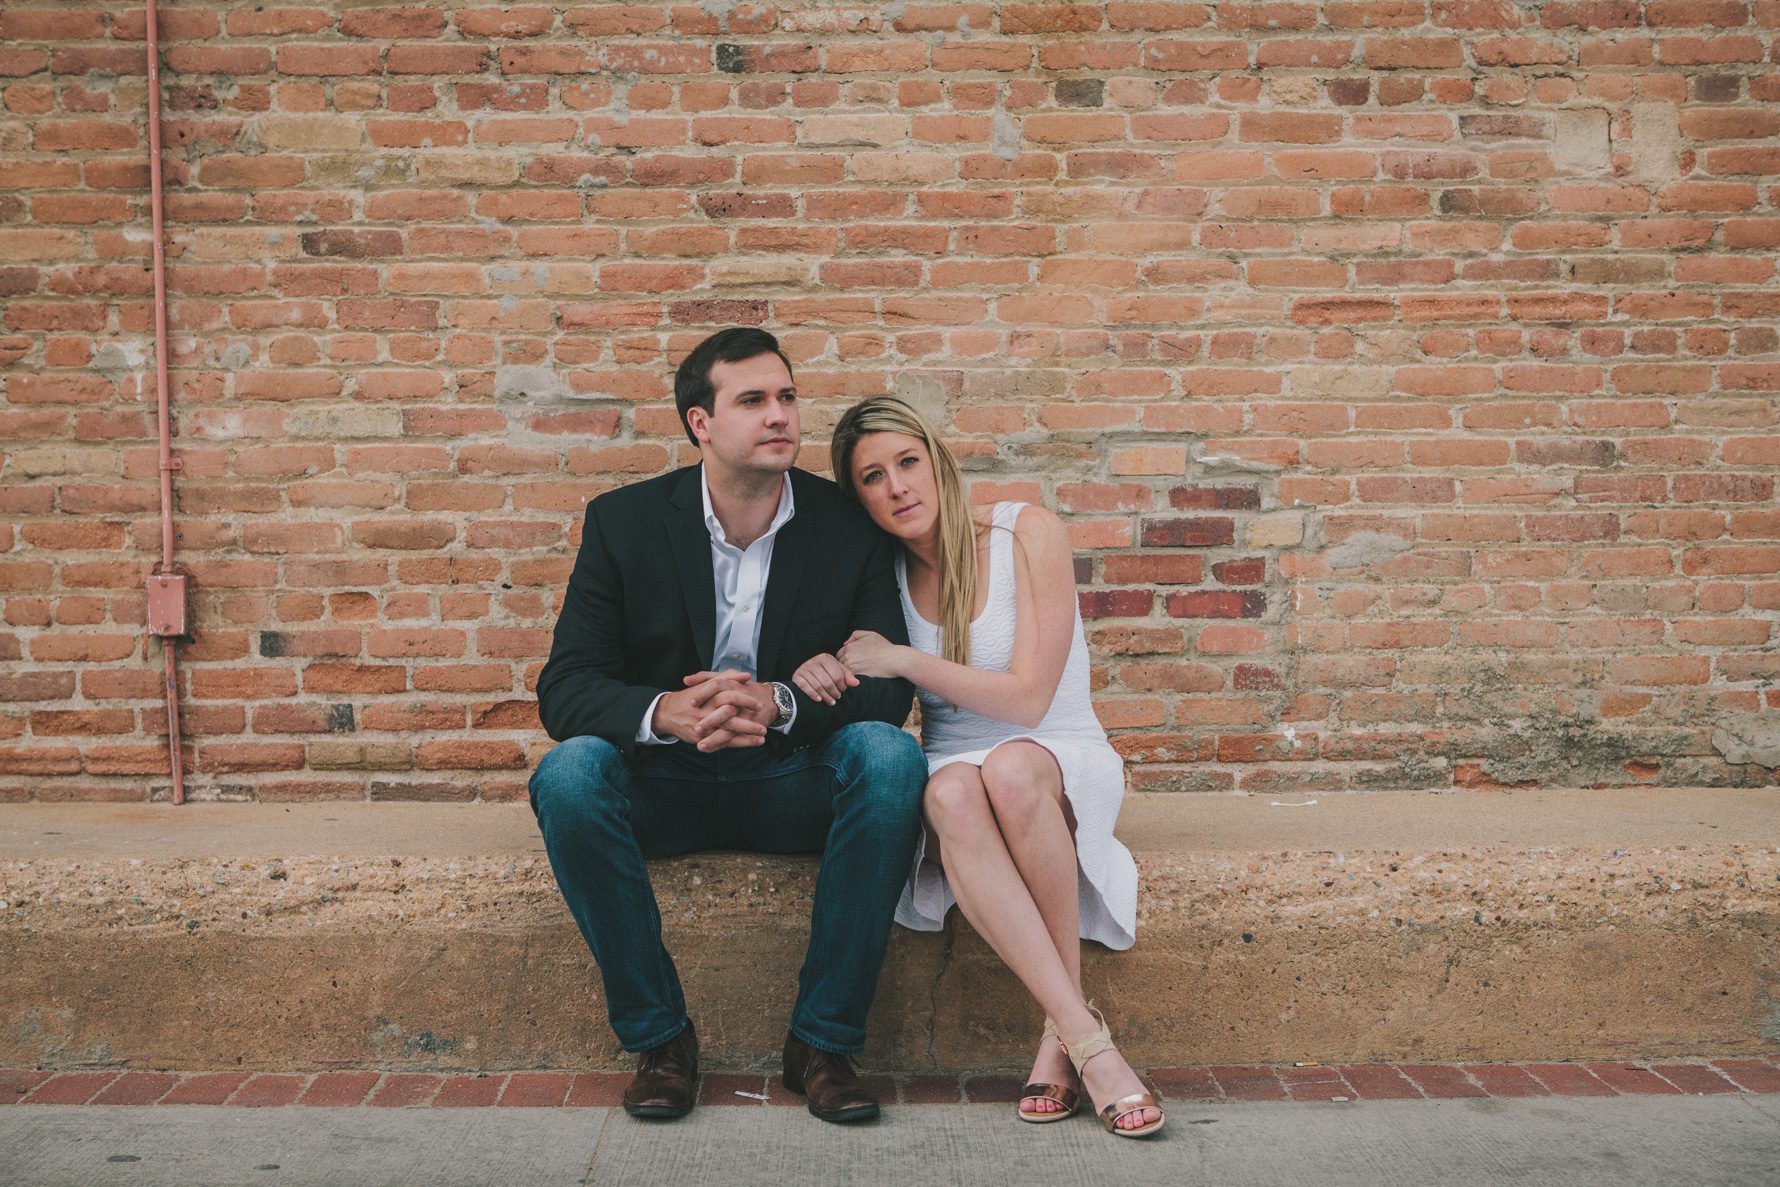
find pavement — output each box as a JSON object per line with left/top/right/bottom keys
{"left": 6, "top": 1095, "right": 1780, "bottom": 1186}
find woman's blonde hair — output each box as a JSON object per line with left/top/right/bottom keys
{"left": 830, "top": 396, "right": 981, "bottom": 667}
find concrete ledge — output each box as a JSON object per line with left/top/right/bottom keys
{"left": 3, "top": 790, "right": 1777, "bottom": 1072}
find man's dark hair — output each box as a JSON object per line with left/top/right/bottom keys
{"left": 673, "top": 327, "right": 794, "bottom": 446}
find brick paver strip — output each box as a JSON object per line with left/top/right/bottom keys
{"left": 4, "top": 1062, "right": 1774, "bottom": 1107}
{"left": 962, "top": 1074, "right": 1024, "bottom": 1104}
{"left": 1337, "top": 1064, "right": 1421, "bottom": 1101}
{"left": 1211, "top": 1067, "right": 1287, "bottom": 1101}
{"left": 0, "top": 1070, "right": 53, "bottom": 1102}
{"left": 1650, "top": 1064, "right": 1741, "bottom": 1095}
{"left": 161, "top": 1072, "right": 250, "bottom": 1105}
{"left": 1525, "top": 1063, "right": 1616, "bottom": 1097}
{"left": 1710, "top": 1060, "right": 1780, "bottom": 1093}
{"left": 500, "top": 1072, "right": 574, "bottom": 1107}
{"left": 1279, "top": 1065, "right": 1343, "bottom": 1084}
{"left": 1147, "top": 1067, "right": 1218, "bottom": 1100}
{"left": 698, "top": 1073, "right": 767, "bottom": 1105}
{"left": 232, "top": 1074, "right": 307, "bottom": 1108}
{"left": 435, "top": 1074, "right": 506, "bottom": 1108}
{"left": 1585, "top": 1061, "right": 1682, "bottom": 1096}
{"left": 565, "top": 1073, "right": 628, "bottom": 1108}
{"left": 1399, "top": 1065, "right": 1486, "bottom": 1099}
{"left": 25, "top": 1072, "right": 120, "bottom": 1105}
{"left": 93, "top": 1071, "right": 180, "bottom": 1106}
{"left": 1279, "top": 1064, "right": 1347, "bottom": 1101}
{"left": 368, "top": 1073, "right": 442, "bottom": 1108}
{"left": 1462, "top": 1064, "right": 1551, "bottom": 1098}
{"left": 763, "top": 1076, "right": 804, "bottom": 1107}
{"left": 298, "top": 1071, "right": 380, "bottom": 1107}
{"left": 902, "top": 1075, "right": 963, "bottom": 1104}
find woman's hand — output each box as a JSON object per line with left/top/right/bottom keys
{"left": 836, "top": 630, "right": 905, "bottom": 679}
{"left": 792, "top": 653, "right": 858, "bottom": 706}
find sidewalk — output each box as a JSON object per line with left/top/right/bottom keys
{"left": 6, "top": 1095, "right": 1780, "bottom": 1186}
{"left": 8, "top": 1060, "right": 1780, "bottom": 1186}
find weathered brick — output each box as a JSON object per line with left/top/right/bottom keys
{"left": 0, "top": 0, "right": 1767, "bottom": 803}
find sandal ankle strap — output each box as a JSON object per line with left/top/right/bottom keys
{"left": 1059, "top": 1003, "right": 1118, "bottom": 1074}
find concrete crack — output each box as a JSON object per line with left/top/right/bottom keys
{"left": 579, "top": 1107, "right": 616, "bottom": 1185}
{"left": 921, "top": 924, "right": 955, "bottom": 1066}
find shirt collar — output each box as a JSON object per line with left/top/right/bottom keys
{"left": 700, "top": 464, "right": 795, "bottom": 548}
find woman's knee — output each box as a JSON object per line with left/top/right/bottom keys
{"left": 980, "top": 745, "right": 1060, "bottom": 822}
{"left": 529, "top": 735, "right": 627, "bottom": 819}
{"left": 922, "top": 767, "right": 993, "bottom": 837}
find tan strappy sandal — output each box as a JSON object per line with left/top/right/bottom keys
{"left": 1060, "top": 1007, "right": 1165, "bottom": 1139}
{"left": 1017, "top": 1017, "right": 1080, "bottom": 1124}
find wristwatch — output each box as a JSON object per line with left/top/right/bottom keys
{"left": 769, "top": 681, "right": 796, "bottom": 729}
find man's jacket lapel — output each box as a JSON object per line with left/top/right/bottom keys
{"left": 665, "top": 468, "right": 716, "bottom": 672}
{"left": 756, "top": 476, "right": 811, "bottom": 681}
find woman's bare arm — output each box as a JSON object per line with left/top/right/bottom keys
{"left": 845, "top": 505, "right": 1076, "bottom": 729}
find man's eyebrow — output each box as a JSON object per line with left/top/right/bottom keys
{"left": 731, "top": 385, "right": 797, "bottom": 397}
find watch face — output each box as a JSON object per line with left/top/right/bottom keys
{"left": 773, "top": 683, "right": 794, "bottom": 725}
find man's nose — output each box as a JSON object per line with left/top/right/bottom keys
{"left": 765, "top": 400, "right": 788, "bottom": 425}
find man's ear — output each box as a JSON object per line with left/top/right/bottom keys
{"left": 686, "top": 404, "right": 711, "bottom": 445}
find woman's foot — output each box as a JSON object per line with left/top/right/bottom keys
{"left": 1076, "top": 1047, "right": 1161, "bottom": 1132}
{"left": 1020, "top": 1033, "right": 1078, "bottom": 1118}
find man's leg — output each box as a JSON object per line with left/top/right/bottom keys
{"left": 726, "top": 721, "right": 927, "bottom": 1054}
{"left": 528, "top": 736, "right": 716, "bottom": 1052}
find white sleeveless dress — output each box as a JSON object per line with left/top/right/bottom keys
{"left": 892, "top": 502, "right": 1139, "bottom": 950}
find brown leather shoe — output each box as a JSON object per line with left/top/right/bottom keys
{"left": 622, "top": 1021, "right": 698, "bottom": 1119}
{"left": 781, "top": 1032, "right": 880, "bottom": 1123}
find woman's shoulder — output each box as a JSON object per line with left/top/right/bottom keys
{"left": 1005, "top": 502, "right": 1069, "bottom": 549}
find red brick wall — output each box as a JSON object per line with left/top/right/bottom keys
{"left": 2, "top": 2, "right": 1777, "bottom": 802}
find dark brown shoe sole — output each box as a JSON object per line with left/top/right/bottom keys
{"left": 621, "top": 1097, "right": 695, "bottom": 1120}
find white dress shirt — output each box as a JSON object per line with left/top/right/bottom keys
{"left": 638, "top": 466, "right": 797, "bottom": 745}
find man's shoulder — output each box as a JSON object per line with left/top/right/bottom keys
{"left": 587, "top": 466, "right": 694, "bottom": 519}
{"left": 788, "top": 467, "right": 870, "bottom": 525}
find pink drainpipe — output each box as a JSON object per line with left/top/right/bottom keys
{"left": 141, "top": 0, "right": 188, "bottom": 804}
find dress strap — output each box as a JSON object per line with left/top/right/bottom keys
{"left": 989, "top": 500, "right": 1025, "bottom": 533}
{"left": 980, "top": 502, "right": 1022, "bottom": 605}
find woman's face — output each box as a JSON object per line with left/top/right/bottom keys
{"left": 848, "top": 430, "right": 938, "bottom": 541}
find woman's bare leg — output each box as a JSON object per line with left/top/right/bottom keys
{"left": 980, "top": 743, "right": 1080, "bottom": 983}
{"left": 925, "top": 760, "right": 1159, "bottom": 1129}
{"left": 975, "top": 743, "right": 1080, "bottom": 1114}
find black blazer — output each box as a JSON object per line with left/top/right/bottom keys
{"left": 535, "top": 465, "right": 915, "bottom": 755}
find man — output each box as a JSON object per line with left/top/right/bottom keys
{"left": 530, "top": 327, "right": 927, "bottom": 1124}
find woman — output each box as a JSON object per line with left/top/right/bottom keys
{"left": 794, "top": 396, "right": 1162, "bottom": 1137}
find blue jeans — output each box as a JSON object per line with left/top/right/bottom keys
{"left": 528, "top": 721, "right": 927, "bottom": 1055}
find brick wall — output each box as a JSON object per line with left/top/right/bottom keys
{"left": 2, "top": 1, "right": 1777, "bottom": 802}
